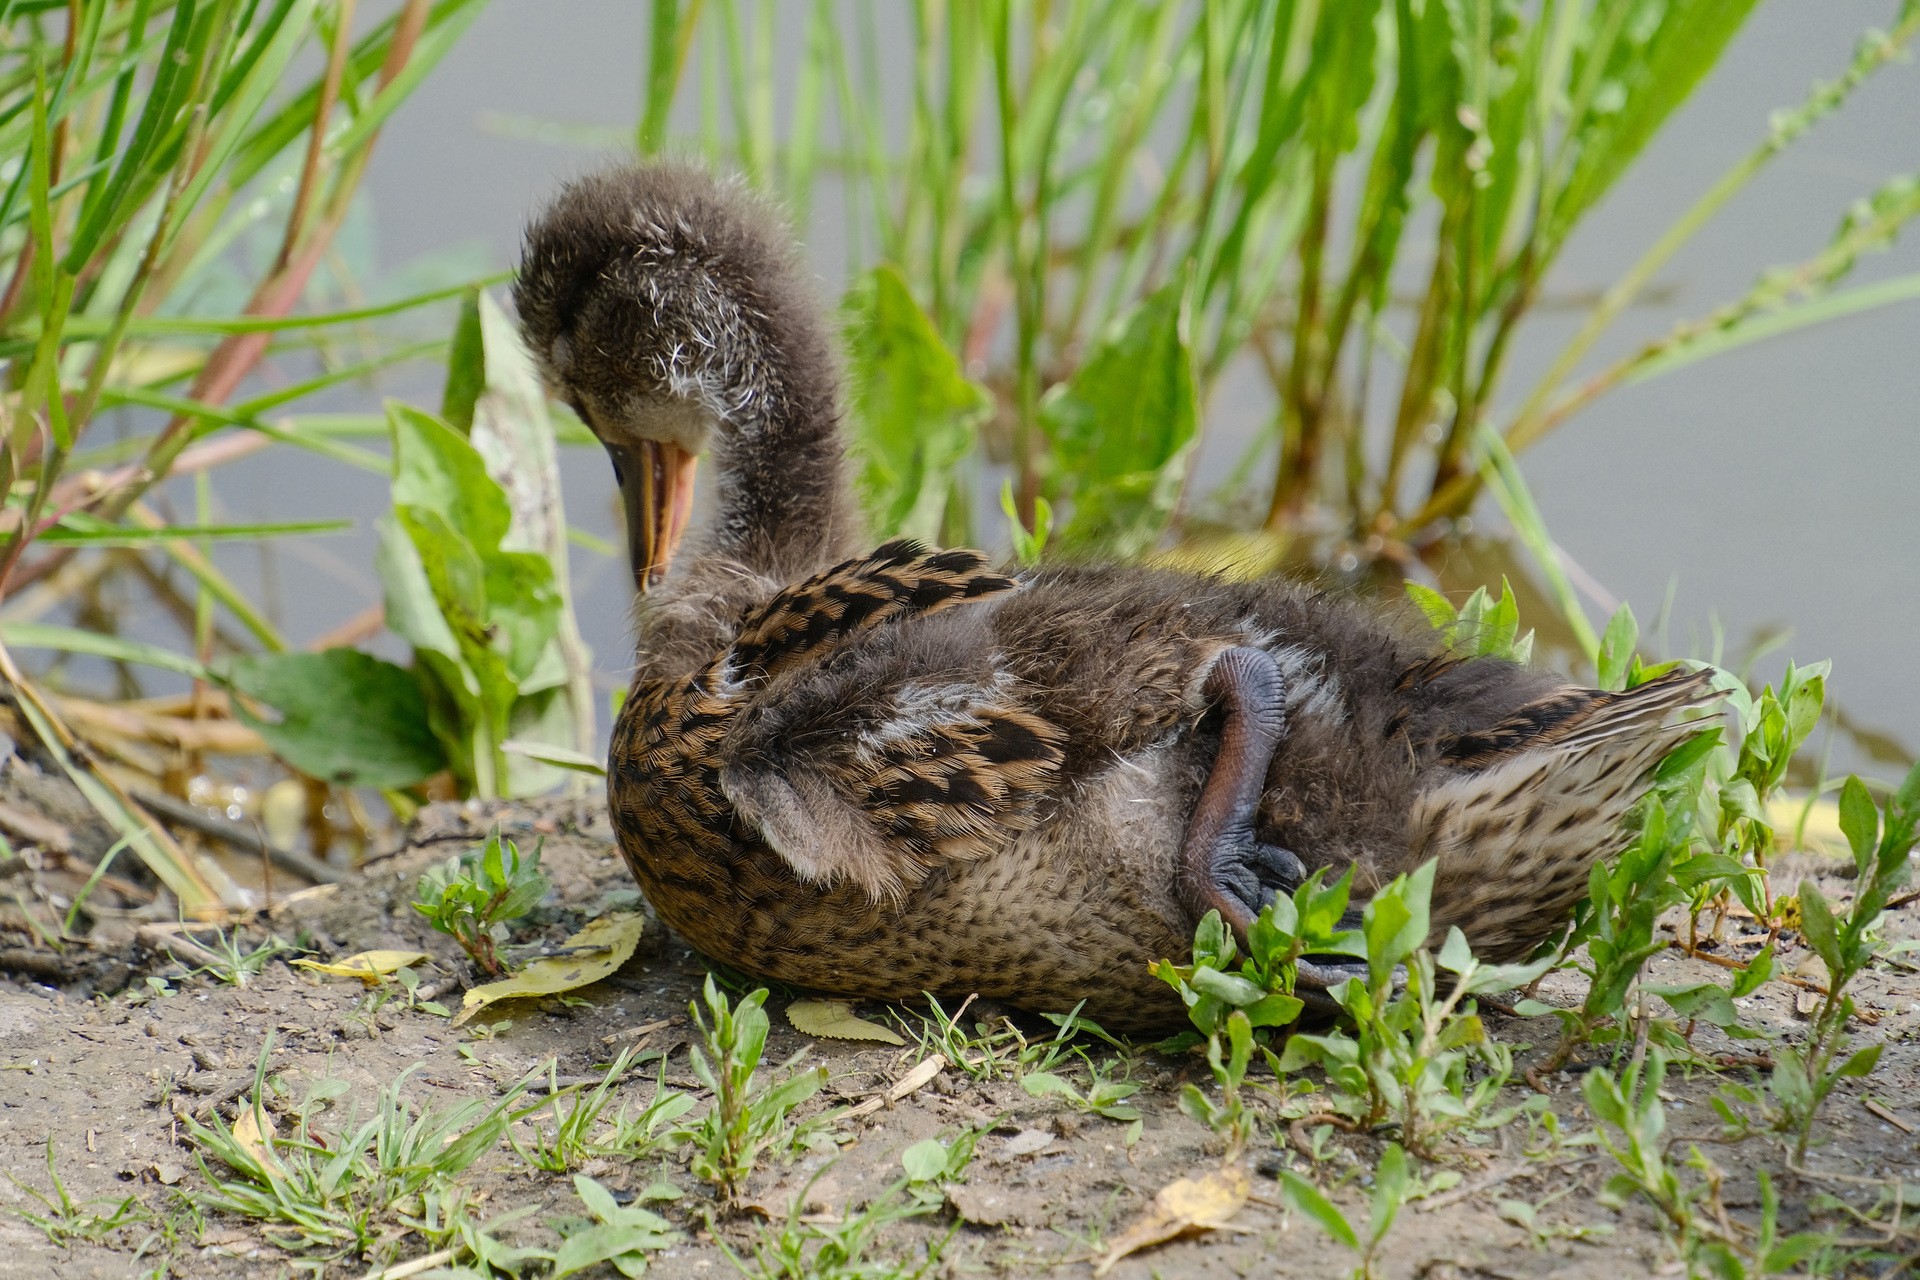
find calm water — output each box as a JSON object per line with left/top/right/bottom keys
{"left": 107, "top": 2, "right": 1920, "bottom": 778}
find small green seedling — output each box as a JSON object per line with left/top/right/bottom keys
{"left": 1020, "top": 1064, "right": 1142, "bottom": 1125}
{"left": 1278, "top": 1141, "right": 1415, "bottom": 1280}
{"left": 412, "top": 825, "right": 550, "bottom": 977}
{"left": 548, "top": 1174, "right": 680, "bottom": 1278}
{"left": 679, "top": 976, "right": 828, "bottom": 1200}
{"left": 900, "top": 1129, "right": 982, "bottom": 1206}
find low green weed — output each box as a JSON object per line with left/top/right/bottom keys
{"left": 413, "top": 825, "right": 551, "bottom": 978}
{"left": 1151, "top": 868, "right": 1358, "bottom": 1150}
{"left": 1019, "top": 1061, "right": 1142, "bottom": 1132}
{"left": 547, "top": 1175, "right": 681, "bottom": 1278}
{"left": 900, "top": 1128, "right": 984, "bottom": 1207}
{"left": 1771, "top": 762, "right": 1920, "bottom": 1163}
{"left": 1496, "top": 1192, "right": 1614, "bottom": 1248}
{"left": 191, "top": 929, "right": 295, "bottom": 987}
{"left": 680, "top": 977, "right": 828, "bottom": 1201}
{"left": 1278, "top": 864, "right": 1552, "bottom": 1156}
{"left": 725, "top": 1167, "right": 950, "bottom": 1280}
{"left": 1583, "top": 1048, "right": 1830, "bottom": 1277}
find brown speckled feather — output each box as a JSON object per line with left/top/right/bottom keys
{"left": 731, "top": 540, "right": 1017, "bottom": 684}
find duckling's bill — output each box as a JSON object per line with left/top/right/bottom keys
{"left": 609, "top": 438, "right": 697, "bottom": 593}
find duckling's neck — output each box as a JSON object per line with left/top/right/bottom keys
{"left": 700, "top": 385, "right": 861, "bottom": 583}
{"left": 635, "top": 353, "right": 864, "bottom": 682}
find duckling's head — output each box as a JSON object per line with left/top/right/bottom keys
{"left": 514, "top": 162, "right": 839, "bottom": 592}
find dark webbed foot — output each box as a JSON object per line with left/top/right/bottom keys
{"left": 1176, "top": 646, "right": 1381, "bottom": 1014}
{"left": 1212, "top": 839, "right": 1308, "bottom": 923}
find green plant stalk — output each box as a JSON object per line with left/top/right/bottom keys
{"left": 1414, "top": 2, "right": 1920, "bottom": 530}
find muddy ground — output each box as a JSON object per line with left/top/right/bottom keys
{"left": 2, "top": 796, "right": 1918, "bottom": 1279}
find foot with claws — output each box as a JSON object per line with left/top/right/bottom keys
{"left": 1177, "top": 646, "right": 1372, "bottom": 1010}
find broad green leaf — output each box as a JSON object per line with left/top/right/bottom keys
{"left": 901, "top": 1138, "right": 950, "bottom": 1183}
{"left": 1796, "top": 880, "right": 1841, "bottom": 975}
{"left": 1041, "top": 279, "right": 1197, "bottom": 557}
{"left": 390, "top": 403, "right": 513, "bottom": 553}
{"left": 1369, "top": 1142, "right": 1409, "bottom": 1245}
{"left": 222, "top": 649, "right": 446, "bottom": 790}
{"left": 844, "top": 265, "right": 990, "bottom": 540}
{"left": 1404, "top": 580, "right": 1458, "bottom": 630}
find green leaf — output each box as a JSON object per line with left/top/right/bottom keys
{"left": 1597, "top": 603, "right": 1638, "bottom": 691}
{"left": 390, "top": 402, "right": 513, "bottom": 555}
{"left": 1190, "top": 966, "right": 1268, "bottom": 1008}
{"left": 1369, "top": 1142, "right": 1410, "bottom": 1245}
{"left": 1648, "top": 982, "right": 1741, "bottom": 1028}
{"left": 844, "top": 265, "right": 990, "bottom": 540}
{"left": 1730, "top": 944, "right": 1774, "bottom": 999}
{"left": 1364, "top": 860, "right": 1435, "bottom": 983}
{"left": 1837, "top": 775, "right": 1879, "bottom": 878}
{"left": 901, "top": 1138, "right": 949, "bottom": 1183}
{"left": 221, "top": 650, "right": 446, "bottom": 789}
{"left": 1835, "top": 1044, "right": 1882, "bottom": 1079}
{"left": 1279, "top": 1170, "right": 1359, "bottom": 1250}
{"left": 1403, "top": 581, "right": 1458, "bottom": 631}
{"left": 1797, "top": 880, "right": 1842, "bottom": 975}
{"left": 1040, "top": 278, "right": 1197, "bottom": 557}
{"left": 38, "top": 517, "right": 351, "bottom": 545}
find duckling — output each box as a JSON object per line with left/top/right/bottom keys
{"left": 513, "top": 162, "right": 1714, "bottom": 1033}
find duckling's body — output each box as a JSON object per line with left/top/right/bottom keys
{"left": 516, "top": 163, "right": 1711, "bottom": 1033}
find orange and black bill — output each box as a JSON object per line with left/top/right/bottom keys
{"left": 606, "top": 439, "right": 697, "bottom": 593}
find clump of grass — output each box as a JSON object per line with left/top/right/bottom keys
{"left": 6, "top": 1138, "right": 151, "bottom": 1248}
{"left": 412, "top": 825, "right": 550, "bottom": 977}
{"left": 512, "top": 1045, "right": 691, "bottom": 1173}
{"left": 183, "top": 1039, "right": 534, "bottom": 1261}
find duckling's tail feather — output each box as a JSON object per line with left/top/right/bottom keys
{"left": 1410, "top": 667, "right": 1720, "bottom": 961}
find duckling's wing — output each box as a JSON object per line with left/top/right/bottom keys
{"left": 719, "top": 678, "right": 1063, "bottom": 902}
{"left": 730, "top": 540, "right": 1017, "bottom": 684}
{"left": 1410, "top": 666, "right": 1719, "bottom": 961}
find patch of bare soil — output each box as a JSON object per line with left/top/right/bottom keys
{"left": 2, "top": 797, "right": 1918, "bottom": 1279}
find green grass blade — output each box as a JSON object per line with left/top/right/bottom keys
{"left": 0, "top": 622, "right": 212, "bottom": 679}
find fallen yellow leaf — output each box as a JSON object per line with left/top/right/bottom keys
{"left": 1094, "top": 1162, "right": 1250, "bottom": 1275}
{"left": 452, "top": 912, "right": 644, "bottom": 1027}
{"left": 290, "top": 949, "right": 429, "bottom": 985}
{"left": 786, "top": 997, "right": 905, "bottom": 1045}
{"left": 231, "top": 1104, "right": 285, "bottom": 1178}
